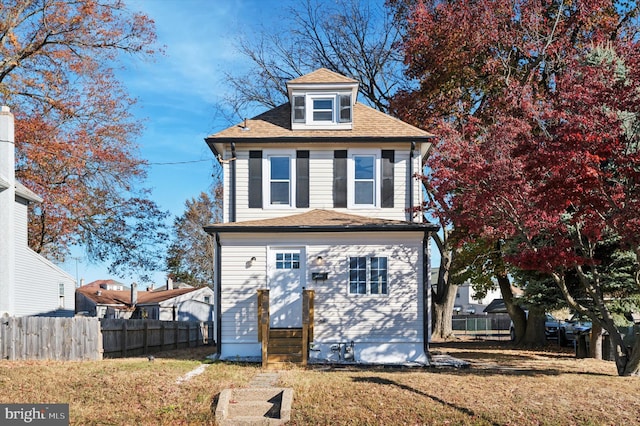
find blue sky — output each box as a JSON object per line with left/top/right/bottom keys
{"left": 62, "top": 0, "right": 440, "bottom": 286}
{"left": 63, "top": 0, "right": 292, "bottom": 285}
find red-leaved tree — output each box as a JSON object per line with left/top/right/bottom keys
{"left": 393, "top": 0, "right": 640, "bottom": 374}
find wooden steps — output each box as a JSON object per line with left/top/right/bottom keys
{"left": 267, "top": 328, "right": 303, "bottom": 366}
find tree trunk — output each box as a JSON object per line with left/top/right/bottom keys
{"left": 430, "top": 237, "right": 458, "bottom": 340}
{"left": 621, "top": 331, "right": 640, "bottom": 376}
{"left": 590, "top": 321, "right": 603, "bottom": 360}
{"left": 524, "top": 309, "right": 547, "bottom": 346}
{"left": 495, "top": 272, "right": 527, "bottom": 344}
{"left": 431, "top": 282, "right": 459, "bottom": 340}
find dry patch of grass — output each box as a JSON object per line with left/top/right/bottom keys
{"left": 1, "top": 342, "right": 638, "bottom": 425}
{"left": 0, "top": 347, "right": 260, "bottom": 425}
{"left": 279, "top": 341, "right": 640, "bottom": 425}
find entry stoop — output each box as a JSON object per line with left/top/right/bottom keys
{"left": 215, "top": 388, "right": 293, "bottom": 426}
{"left": 267, "top": 328, "right": 303, "bottom": 366}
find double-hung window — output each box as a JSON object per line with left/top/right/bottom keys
{"left": 312, "top": 98, "right": 334, "bottom": 122}
{"left": 347, "top": 149, "right": 380, "bottom": 208}
{"left": 269, "top": 156, "right": 291, "bottom": 205}
{"left": 349, "top": 256, "right": 388, "bottom": 295}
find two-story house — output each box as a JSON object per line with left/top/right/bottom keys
{"left": 1, "top": 106, "right": 76, "bottom": 318}
{"left": 204, "top": 69, "right": 438, "bottom": 365}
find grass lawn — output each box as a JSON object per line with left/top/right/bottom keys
{"left": 0, "top": 341, "right": 638, "bottom": 425}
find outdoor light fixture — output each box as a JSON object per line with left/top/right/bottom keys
{"left": 247, "top": 256, "right": 257, "bottom": 268}
{"left": 315, "top": 256, "right": 324, "bottom": 266}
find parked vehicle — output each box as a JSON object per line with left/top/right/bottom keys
{"left": 559, "top": 314, "right": 592, "bottom": 346}
{"left": 510, "top": 313, "right": 560, "bottom": 341}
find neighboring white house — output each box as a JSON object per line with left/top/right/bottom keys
{"left": 454, "top": 282, "right": 502, "bottom": 315}
{"left": 75, "top": 280, "right": 214, "bottom": 322}
{"left": 0, "top": 106, "right": 75, "bottom": 317}
{"left": 204, "top": 69, "right": 439, "bottom": 364}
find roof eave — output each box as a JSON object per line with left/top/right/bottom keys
{"left": 205, "top": 135, "right": 434, "bottom": 145}
{"left": 204, "top": 223, "right": 440, "bottom": 234}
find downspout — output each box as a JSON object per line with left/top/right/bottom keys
{"left": 423, "top": 230, "right": 432, "bottom": 363}
{"left": 214, "top": 232, "right": 222, "bottom": 357}
{"left": 230, "top": 142, "right": 237, "bottom": 222}
{"left": 409, "top": 141, "right": 415, "bottom": 222}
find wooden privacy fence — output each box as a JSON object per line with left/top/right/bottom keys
{"left": 0, "top": 314, "right": 102, "bottom": 361}
{"left": 100, "top": 319, "right": 214, "bottom": 358}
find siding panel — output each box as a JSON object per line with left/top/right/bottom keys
{"left": 218, "top": 233, "right": 424, "bottom": 347}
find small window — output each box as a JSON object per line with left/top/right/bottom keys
{"left": 204, "top": 296, "right": 211, "bottom": 304}
{"left": 313, "top": 98, "right": 333, "bottom": 121}
{"left": 339, "top": 94, "right": 351, "bottom": 123}
{"left": 276, "top": 252, "right": 300, "bottom": 270}
{"left": 293, "top": 95, "right": 305, "bottom": 123}
{"left": 59, "top": 283, "right": 65, "bottom": 308}
{"left": 349, "top": 256, "right": 388, "bottom": 295}
{"left": 269, "top": 156, "right": 291, "bottom": 205}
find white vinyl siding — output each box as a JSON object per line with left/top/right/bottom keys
{"left": 12, "top": 197, "right": 76, "bottom": 317}
{"left": 217, "top": 232, "right": 423, "bottom": 354}
{"left": 14, "top": 248, "right": 75, "bottom": 317}
{"left": 231, "top": 147, "right": 420, "bottom": 223}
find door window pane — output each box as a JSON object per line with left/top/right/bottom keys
{"left": 276, "top": 252, "right": 300, "bottom": 269}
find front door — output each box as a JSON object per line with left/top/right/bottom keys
{"left": 268, "top": 247, "right": 304, "bottom": 328}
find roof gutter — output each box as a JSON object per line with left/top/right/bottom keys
{"left": 204, "top": 223, "right": 439, "bottom": 234}
{"left": 206, "top": 136, "right": 432, "bottom": 145}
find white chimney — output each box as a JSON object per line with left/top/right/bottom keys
{"left": 0, "top": 106, "right": 15, "bottom": 316}
{"left": 167, "top": 277, "right": 173, "bottom": 290}
{"left": 130, "top": 282, "right": 138, "bottom": 306}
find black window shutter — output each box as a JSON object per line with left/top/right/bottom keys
{"left": 296, "top": 151, "right": 309, "bottom": 208}
{"left": 381, "top": 150, "right": 395, "bottom": 208}
{"left": 333, "top": 150, "right": 347, "bottom": 208}
{"left": 248, "top": 151, "right": 262, "bottom": 208}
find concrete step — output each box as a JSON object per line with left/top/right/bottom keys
{"left": 215, "top": 387, "right": 293, "bottom": 426}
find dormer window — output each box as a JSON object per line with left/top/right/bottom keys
{"left": 312, "top": 98, "right": 333, "bottom": 121}
{"left": 291, "top": 92, "right": 353, "bottom": 130}
{"left": 293, "top": 96, "right": 305, "bottom": 123}
{"left": 339, "top": 94, "right": 352, "bottom": 122}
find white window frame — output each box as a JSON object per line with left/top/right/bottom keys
{"left": 348, "top": 256, "right": 389, "bottom": 296}
{"left": 347, "top": 148, "right": 381, "bottom": 209}
{"left": 263, "top": 149, "right": 296, "bottom": 209}
{"left": 311, "top": 97, "right": 334, "bottom": 122}
{"left": 290, "top": 91, "right": 353, "bottom": 130}
{"left": 59, "top": 282, "right": 65, "bottom": 308}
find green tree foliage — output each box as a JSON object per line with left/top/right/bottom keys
{"left": 166, "top": 185, "right": 223, "bottom": 288}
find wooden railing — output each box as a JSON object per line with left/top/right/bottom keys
{"left": 302, "top": 289, "right": 315, "bottom": 365}
{"left": 257, "top": 289, "right": 270, "bottom": 368}
{"left": 257, "top": 288, "right": 314, "bottom": 366}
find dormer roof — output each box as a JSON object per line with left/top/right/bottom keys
{"left": 287, "top": 68, "right": 358, "bottom": 85}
